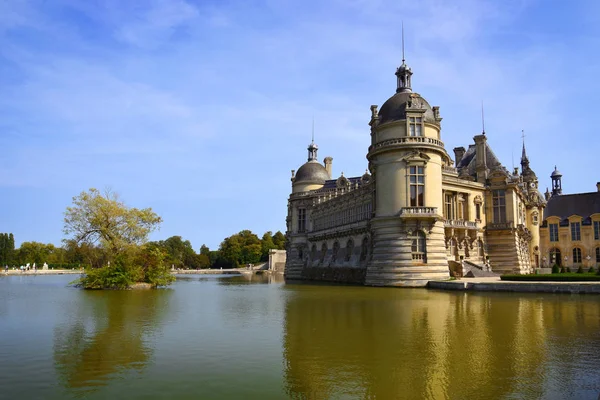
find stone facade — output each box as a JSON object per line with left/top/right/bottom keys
{"left": 285, "top": 58, "right": 543, "bottom": 287}
{"left": 539, "top": 177, "right": 600, "bottom": 270}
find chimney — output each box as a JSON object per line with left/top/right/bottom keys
{"left": 453, "top": 147, "right": 466, "bottom": 167}
{"left": 597, "top": 182, "right": 600, "bottom": 192}
{"left": 324, "top": 157, "right": 333, "bottom": 179}
{"left": 473, "top": 134, "right": 488, "bottom": 184}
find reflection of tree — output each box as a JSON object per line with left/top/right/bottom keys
{"left": 53, "top": 289, "right": 172, "bottom": 392}
{"left": 282, "top": 287, "right": 600, "bottom": 399}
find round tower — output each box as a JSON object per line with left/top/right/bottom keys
{"left": 365, "top": 58, "right": 452, "bottom": 287}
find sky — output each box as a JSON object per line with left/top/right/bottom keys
{"left": 1, "top": 0, "right": 599, "bottom": 250}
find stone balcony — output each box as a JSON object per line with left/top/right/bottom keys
{"left": 486, "top": 222, "right": 514, "bottom": 230}
{"left": 399, "top": 207, "right": 440, "bottom": 220}
{"left": 444, "top": 219, "right": 479, "bottom": 230}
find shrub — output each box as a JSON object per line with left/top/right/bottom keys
{"left": 551, "top": 264, "right": 560, "bottom": 274}
{"left": 560, "top": 267, "right": 566, "bottom": 273}
{"left": 589, "top": 267, "right": 596, "bottom": 273}
{"left": 576, "top": 266, "right": 584, "bottom": 274}
{"left": 566, "top": 267, "right": 572, "bottom": 273}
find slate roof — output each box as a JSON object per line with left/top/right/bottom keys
{"left": 456, "top": 142, "right": 507, "bottom": 178}
{"left": 322, "top": 177, "right": 362, "bottom": 189}
{"left": 378, "top": 92, "right": 437, "bottom": 125}
{"left": 544, "top": 192, "right": 600, "bottom": 223}
{"left": 294, "top": 161, "right": 330, "bottom": 184}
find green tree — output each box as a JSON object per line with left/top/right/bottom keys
{"left": 261, "top": 231, "right": 276, "bottom": 261}
{"left": 200, "top": 244, "right": 210, "bottom": 257}
{"left": 64, "top": 188, "right": 170, "bottom": 289}
{"left": 272, "top": 231, "right": 286, "bottom": 250}
{"left": 219, "top": 230, "right": 262, "bottom": 267}
{"left": 64, "top": 188, "right": 162, "bottom": 256}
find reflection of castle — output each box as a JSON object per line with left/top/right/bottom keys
{"left": 281, "top": 287, "right": 600, "bottom": 399}
{"left": 285, "top": 57, "right": 545, "bottom": 286}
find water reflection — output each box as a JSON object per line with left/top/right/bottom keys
{"left": 282, "top": 287, "right": 600, "bottom": 399}
{"left": 53, "top": 289, "right": 172, "bottom": 394}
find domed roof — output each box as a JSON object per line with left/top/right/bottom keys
{"left": 551, "top": 166, "right": 562, "bottom": 178}
{"left": 378, "top": 92, "right": 437, "bottom": 125}
{"left": 294, "top": 161, "right": 330, "bottom": 184}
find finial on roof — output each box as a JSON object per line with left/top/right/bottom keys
{"left": 481, "top": 101, "right": 486, "bottom": 135}
{"left": 395, "top": 23, "right": 413, "bottom": 93}
{"left": 311, "top": 116, "right": 315, "bottom": 144}
{"left": 401, "top": 21, "right": 405, "bottom": 65}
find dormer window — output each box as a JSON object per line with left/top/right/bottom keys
{"left": 409, "top": 116, "right": 423, "bottom": 137}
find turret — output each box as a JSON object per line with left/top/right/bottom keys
{"left": 551, "top": 166, "right": 562, "bottom": 196}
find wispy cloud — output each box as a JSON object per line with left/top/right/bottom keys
{"left": 1, "top": 0, "right": 599, "bottom": 248}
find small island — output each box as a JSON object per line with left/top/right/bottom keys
{"left": 64, "top": 188, "right": 174, "bottom": 289}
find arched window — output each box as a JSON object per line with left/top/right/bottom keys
{"left": 297, "top": 245, "right": 304, "bottom": 260}
{"left": 572, "top": 247, "right": 582, "bottom": 264}
{"left": 345, "top": 239, "right": 354, "bottom": 262}
{"left": 332, "top": 241, "right": 340, "bottom": 263}
{"left": 360, "top": 237, "right": 369, "bottom": 261}
{"left": 411, "top": 231, "right": 427, "bottom": 262}
{"left": 320, "top": 243, "right": 327, "bottom": 263}
{"left": 549, "top": 248, "right": 561, "bottom": 266}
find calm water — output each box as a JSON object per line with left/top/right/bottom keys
{"left": 0, "top": 274, "right": 599, "bottom": 400}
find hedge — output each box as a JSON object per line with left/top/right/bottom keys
{"left": 501, "top": 273, "right": 600, "bottom": 282}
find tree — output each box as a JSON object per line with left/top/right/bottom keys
{"left": 200, "top": 244, "right": 210, "bottom": 257}
{"left": 261, "top": 231, "right": 276, "bottom": 261}
{"left": 272, "top": 231, "right": 286, "bottom": 250}
{"left": 219, "top": 230, "right": 262, "bottom": 267}
{"left": 64, "top": 188, "right": 162, "bottom": 256}
{"left": 64, "top": 188, "right": 170, "bottom": 289}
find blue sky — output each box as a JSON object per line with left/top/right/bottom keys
{"left": 1, "top": 0, "right": 599, "bottom": 250}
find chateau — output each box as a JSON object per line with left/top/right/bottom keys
{"left": 284, "top": 57, "right": 552, "bottom": 287}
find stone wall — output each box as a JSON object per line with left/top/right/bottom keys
{"left": 269, "top": 249, "right": 287, "bottom": 273}
{"left": 300, "top": 266, "right": 367, "bottom": 284}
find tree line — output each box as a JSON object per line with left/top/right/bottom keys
{"left": 1, "top": 230, "right": 286, "bottom": 270}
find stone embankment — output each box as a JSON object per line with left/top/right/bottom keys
{"left": 3, "top": 269, "right": 83, "bottom": 276}
{"left": 428, "top": 277, "right": 600, "bottom": 294}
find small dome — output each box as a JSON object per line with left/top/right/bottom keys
{"left": 378, "top": 92, "right": 437, "bottom": 125}
{"left": 551, "top": 166, "right": 562, "bottom": 178}
{"left": 294, "top": 161, "right": 330, "bottom": 184}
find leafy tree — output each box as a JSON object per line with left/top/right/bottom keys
{"left": 64, "top": 188, "right": 171, "bottom": 289}
{"left": 219, "top": 230, "right": 262, "bottom": 267}
{"left": 200, "top": 244, "right": 210, "bottom": 257}
{"left": 261, "top": 231, "right": 276, "bottom": 261}
{"left": 272, "top": 231, "right": 286, "bottom": 250}
{"left": 64, "top": 188, "right": 162, "bottom": 256}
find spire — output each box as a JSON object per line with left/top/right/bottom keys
{"left": 395, "top": 22, "right": 413, "bottom": 93}
{"left": 481, "top": 101, "right": 486, "bottom": 135}
{"left": 520, "top": 129, "right": 530, "bottom": 172}
{"left": 307, "top": 119, "right": 318, "bottom": 161}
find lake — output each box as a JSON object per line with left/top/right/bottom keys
{"left": 0, "top": 273, "right": 599, "bottom": 399}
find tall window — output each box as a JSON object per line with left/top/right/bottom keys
{"left": 492, "top": 190, "right": 506, "bottom": 224}
{"left": 411, "top": 231, "right": 427, "bottom": 262}
{"left": 549, "top": 224, "right": 559, "bottom": 242}
{"left": 596, "top": 247, "right": 600, "bottom": 263}
{"left": 445, "top": 194, "right": 454, "bottom": 220}
{"left": 550, "top": 248, "right": 561, "bottom": 266}
{"left": 570, "top": 222, "right": 581, "bottom": 241}
{"left": 297, "top": 208, "right": 306, "bottom": 233}
{"left": 409, "top": 117, "right": 423, "bottom": 137}
{"left": 475, "top": 203, "right": 481, "bottom": 220}
{"left": 572, "top": 247, "right": 582, "bottom": 264}
{"left": 594, "top": 221, "right": 600, "bottom": 240}
{"left": 409, "top": 166, "right": 425, "bottom": 206}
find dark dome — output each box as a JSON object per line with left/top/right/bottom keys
{"left": 378, "top": 92, "right": 437, "bottom": 125}
{"left": 551, "top": 167, "right": 562, "bottom": 178}
{"left": 294, "top": 161, "right": 330, "bottom": 184}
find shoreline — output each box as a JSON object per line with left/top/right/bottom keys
{"left": 5, "top": 271, "right": 600, "bottom": 294}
